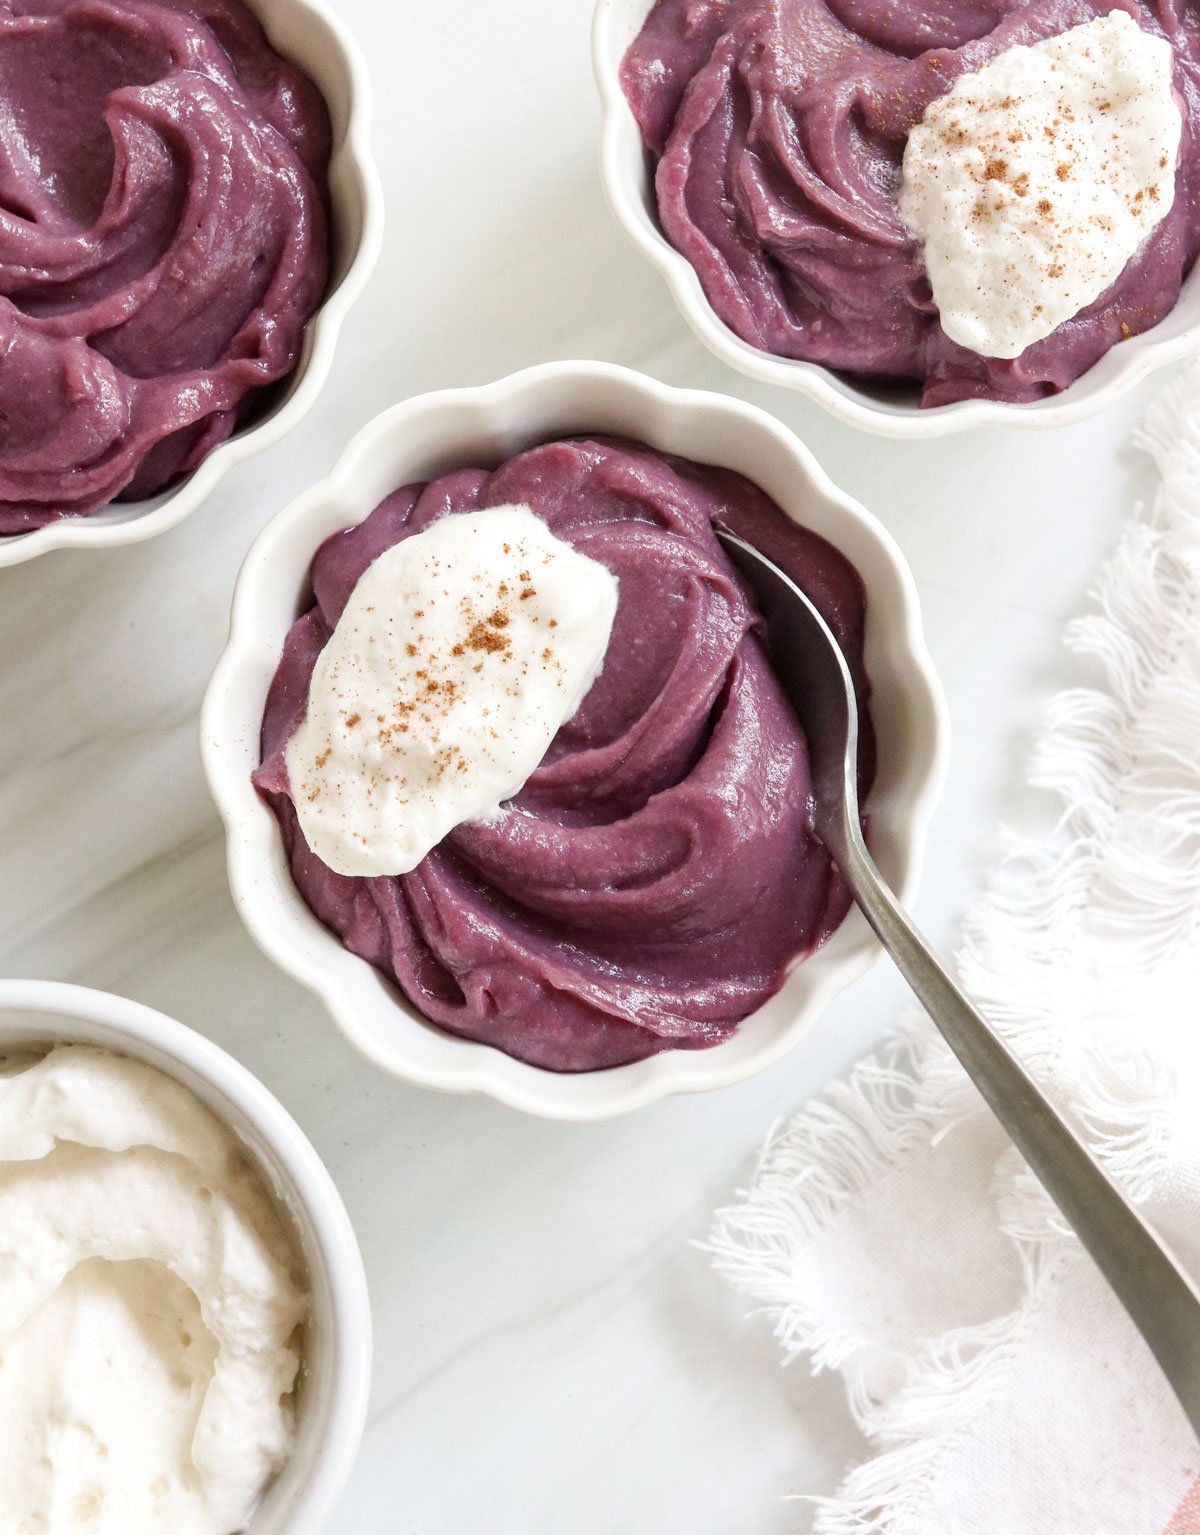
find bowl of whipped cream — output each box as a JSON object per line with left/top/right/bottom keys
{"left": 0, "top": 0, "right": 383, "bottom": 565}
{"left": 201, "top": 361, "right": 947, "bottom": 1119}
{"left": 595, "top": 0, "right": 1200, "bottom": 436}
{"left": 0, "top": 979, "right": 371, "bottom": 1535}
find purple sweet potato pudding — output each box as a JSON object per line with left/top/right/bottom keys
{"left": 0, "top": 0, "right": 331, "bottom": 535}
{"left": 254, "top": 437, "right": 875, "bottom": 1073}
{"left": 621, "top": 0, "right": 1200, "bottom": 406}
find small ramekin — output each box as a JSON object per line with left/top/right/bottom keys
{"left": 201, "top": 360, "right": 948, "bottom": 1121}
{"left": 593, "top": 0, "right": 1200, "bottom": 438}
{"left": 0, "top": 979, "right": 371, "bottom": 1535}
{"left": 0, "top": 0, "right": 383, "bottom": 568}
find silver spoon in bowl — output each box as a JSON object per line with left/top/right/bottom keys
{"left": 715, "top": 523, "right": 1200, "bottom": 1437}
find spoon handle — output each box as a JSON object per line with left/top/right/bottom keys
{"left": 828, "top": 812, "right": 1200, "bottom": 1438}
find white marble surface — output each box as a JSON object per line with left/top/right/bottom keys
{"left": 0, "top": 1, "right": 1179, "bottom": 1528}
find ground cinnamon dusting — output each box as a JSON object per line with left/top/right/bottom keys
{"left": 467, "top": 620, "right": 510, "bottom": 655}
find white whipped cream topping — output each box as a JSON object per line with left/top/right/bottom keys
{"left": 0, "top": 1046, "right": 307, "bottom": 1535}
{"left": 287, "top": 504, "right": 620, "bottom": 878}
{"left": 899, "top": 10, "right": 1181, "bottom": 359}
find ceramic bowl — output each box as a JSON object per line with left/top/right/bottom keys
{"left": 202, "top": 360, "right": 949, "bottom": 1120}
{"left": 0, "top": 0, "right": 383, "bottom": 567}
{"left": 0, "top": 979, "right": 372, "bottom": 1534}
{"left": 593, "top": 0, "right": 1200, "bottom": 438}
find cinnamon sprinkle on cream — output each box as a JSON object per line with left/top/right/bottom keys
{"left": 899, "top": 11, "right": 1180, "bottom": 359}
{"left": 286, "top": 505, "right": 619, "bottom": 878}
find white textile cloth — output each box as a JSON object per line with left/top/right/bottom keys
{"left": 709, "top": 368, "right": 1200, "bottom": 1535}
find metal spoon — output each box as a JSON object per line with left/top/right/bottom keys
{"left": 715, "top": 523, "right": 1200, "bottom": 1437}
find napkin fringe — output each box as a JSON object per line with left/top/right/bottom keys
{"left": 707, "top": 1023, "right": 942, "bottom": 1377}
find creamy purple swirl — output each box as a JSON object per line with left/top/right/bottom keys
{"left": 621, "top": 0, "right": 1200, "bottom": 405}
{"left": 255, "top": 437, "right": 875, "bottom": 1073}
{"left": 0, "top": 0, "right": 330, "bottom": 534}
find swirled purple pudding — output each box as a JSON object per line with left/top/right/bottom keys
{"left": 622, "top": 0, "right": 1200, "bottom": 405}
{"left": 254, "top": 438, "right": 875, "bottom": 1073}
{"left": 0, "top": 0, "right": 330, "bottom": 535}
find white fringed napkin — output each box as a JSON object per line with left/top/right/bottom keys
{"left": 710, "top": 367, "right": 1200, "bottom": 1534}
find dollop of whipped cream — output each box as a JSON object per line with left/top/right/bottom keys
{"left": 287, "top": 504, "right": 620, "bottom": 877}
{"left": 899, "top": 10, "right": 1181, "bottom": 359}
{"left": 0, "top": 1046, "right": 307, "bottom": 1535}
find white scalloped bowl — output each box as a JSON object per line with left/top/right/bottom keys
{"left": 593, "top": 0, "right": 1200, "bottom": 438}
{"left": 0, "top": 980, "right": 371, "bottom": 1535}
{"left": 0, "top": 0, "right": 383, "bottom": 568}
{"left": 202, "top": 361, "right": 948, "bottom": 1120}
